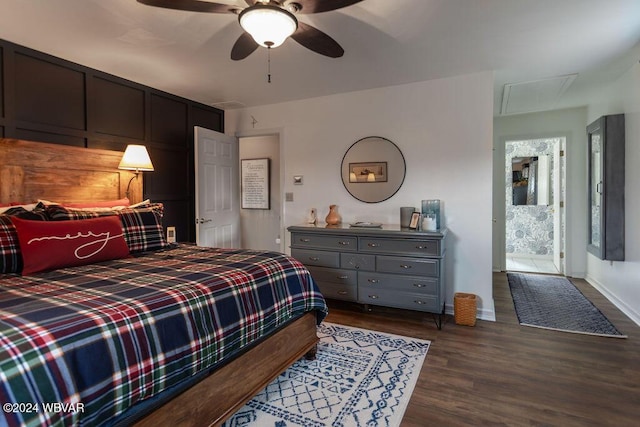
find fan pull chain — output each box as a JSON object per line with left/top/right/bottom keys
{"left": 267, "top": 45, "right": 272, "bottom": 83}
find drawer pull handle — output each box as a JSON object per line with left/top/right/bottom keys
{"left": 300, "top": 238, "right": 311, "bottom": 242}
{"left": 400, "top": 264, "right": 412, "bottom": 269}
{"left": 309, "top": 257, "right": 320, "bottom": 261}
{"left": 368, "top": 295, "right": 379, "bottom": 299}
{"left": 368, "top": 243, "right": 380, "bottom": 248}
{"left": 337, "top": 290, "right": 348, "bottom": 296}
{"left": 337, "top": 275, "right": 349, "bottom": 280}
{"left": 338, "top": 241, "right": 351, "bottom": 246}
{"left": 416, "top": 245, "right": 427, "bottom": 249}
{"left": 413, "top": 283, "right": 425, "bottom": 288}
{"left": 414, "top": 300, "right": 425, "bottom": 305}
{"left": 368, "top": 279, "right": 379, "bottom": 284}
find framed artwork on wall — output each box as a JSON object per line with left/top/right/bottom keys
{"left": 241, "top": 158, "right": 270, "bottom": 209}
{"left": 348, "top": 162, "right": 388, "bottom": 183}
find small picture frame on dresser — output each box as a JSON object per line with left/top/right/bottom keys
{"left": 409, "top": 212, "right": 420, "bottom": 229}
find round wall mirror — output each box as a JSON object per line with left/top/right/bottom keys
{"left": 341, "top": 136, "right": 406, "bottom": 203}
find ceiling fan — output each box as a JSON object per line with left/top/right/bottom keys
{"left": 137, "top": 0, "right": 363, "bottom": 60}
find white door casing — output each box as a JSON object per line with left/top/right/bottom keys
{"left": 239, "top": 135, "right": 281, "bottom": 252}
{"left": 503, "top": 137, "right": 566, "bottom": 274}
{"left": 194, "top": 126, "right": 240, "bottom": 248}
{"left": 552, "top": 138, "right": 565, "bottom": 273}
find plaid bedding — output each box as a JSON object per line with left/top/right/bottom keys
{"left": 0, "top": 244, "right": 327, "bottom": 427}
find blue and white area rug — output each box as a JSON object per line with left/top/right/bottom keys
{"left": 223, "top": 322, "right": 430, "bottom": 427}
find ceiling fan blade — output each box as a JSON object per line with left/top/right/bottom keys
{"left": 289, "top": 0, "right": 363, "bottom": 14}
{"left": 290, "top": 22, "right": 344, "bottom": 58}
{"left": 136, "top": 0, "right": 237, "bottom": 13}
{"left": 231, "top": 32, "right": 260, "bottom": 60}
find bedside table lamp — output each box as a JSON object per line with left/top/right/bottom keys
{"left": 118, "top": 144, "right": 154, "bottom": 199}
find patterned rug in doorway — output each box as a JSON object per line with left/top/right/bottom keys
{"left": 507, "top": 272, "right": 626, "bottom": 338}
{"left": 222, "top": 322, "right": 430, "bottom": 427}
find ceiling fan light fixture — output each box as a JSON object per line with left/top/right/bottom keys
{"left": 239, "top": 4, "right": 298, "bottom": 48}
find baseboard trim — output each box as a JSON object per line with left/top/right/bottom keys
{"left": 585, "top": 275, "right": 640, "bottom": 327}
{"left": 445, "top": 304, "right": 496, "bottom": 322}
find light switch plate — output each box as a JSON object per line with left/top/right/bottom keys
{"left": 285, "top": 192, "right": 294, "bottom": 202}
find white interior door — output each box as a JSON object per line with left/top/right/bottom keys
{"left": 194, "top": 126, "right": 240, "bottom": 248}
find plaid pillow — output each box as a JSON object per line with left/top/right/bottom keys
{"left": 0, "top": 215, "right": 22, "bottom": 274}
{"left": 117, "top": 204, "right": 168, "bottom": 253}
{"left": 44, "top": 203, "right": 167, "bottom": 254}
{"left": 0, "top": 207, "right": 49, "bottom": 274}
{"left": 45, "top": 204, "right": 117, "bottom": 220}
{"left": 2, "top": 206, "right": 49, "bottom": 220}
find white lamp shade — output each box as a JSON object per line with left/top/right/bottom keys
{"left": 239, "top": 5, "right": 298, "bottom": 48}
{"left": 118, "top": 145, "right": 154, "bottom": 172}
{"left": 367, "top": 172, "right": 376, "bottom": 182}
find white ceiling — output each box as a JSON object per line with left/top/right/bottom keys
{"left": 0, "top": 0, "right": 639, "bottom": 115}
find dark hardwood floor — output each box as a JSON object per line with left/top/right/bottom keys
{"left": 323, "top": 272, "right": 639, "bottom": 426}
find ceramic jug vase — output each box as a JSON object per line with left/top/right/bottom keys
{"left": 325, "top": 205, "right": 341, "bottom": 225}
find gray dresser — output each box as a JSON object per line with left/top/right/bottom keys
{"left": 288, "top": 224, "right": 447, "bottom": 328}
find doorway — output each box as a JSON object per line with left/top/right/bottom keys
{"left": 504, "top": 137, "right": 566, "bottom": 274}
{"left": 238, "top": 134, "right": 282, "bottom": 252}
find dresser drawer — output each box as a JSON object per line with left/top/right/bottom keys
{"left": 291, "top": 233, "right": 357, "bottom": 251}
{"left": 376, "top": 256, "right": 439, "bottom": 277}
{"left": 308, "top": 267, "right": 357, "bottom": 301}
{"left": 359, "top": 237, "right": 440, "bottom": 256}
{"left": 358, "top": 272, "right": 438, "bottom": 295}
{"left": 313, "top": 281, "right": 357, "bottom": 302}
{"left": 291, "top": 248, "right": 339, "bottom": 268}
{"left": 340, "top": 253, "right": 376, "bottom": 271}
{"left": 358, "top": 287, "right": 440, "bottom": 312}
{"left": 307, "top": 266, "right": 357, "bottom": 286}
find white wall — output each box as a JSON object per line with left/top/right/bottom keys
{"left": 585, "top": 62, "right": 640, "bottom": 325}
{"left": 493, "top": 107, "right": 588, "bottom": 277}
{"left": 227, "top": 72, "right": 496, "bottom": 320}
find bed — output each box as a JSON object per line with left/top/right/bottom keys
{"left": 0, "top": 138, "right": 328, "bottom": 426}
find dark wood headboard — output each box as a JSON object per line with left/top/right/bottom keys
{"left": 0, "top": 138, "right": 143, "bottom": 205}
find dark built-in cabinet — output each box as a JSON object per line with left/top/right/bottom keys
{"left": 587, "top": 114, "right": 625, "bottom": 261}
{"left": 0, "top": 39, "right": 224, "bottom": 242}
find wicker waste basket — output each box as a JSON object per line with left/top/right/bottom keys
{"left": 454, "top": 292, "right": 477, "bottom": 326}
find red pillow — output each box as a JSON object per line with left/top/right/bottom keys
{"left": 11, "top": 216, "right": 130, "bottom": 275}
{"left": 65, "top": 198, "right": 130, "bottom": 208}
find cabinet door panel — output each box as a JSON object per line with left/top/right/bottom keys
{"left": 586, "top": 114, "right": 625, "bottom": 261}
